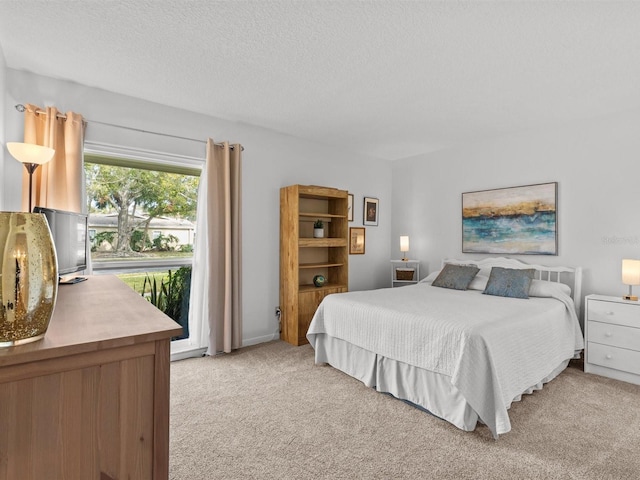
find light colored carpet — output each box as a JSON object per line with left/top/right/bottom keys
{"left": 169, "top": 340, "right": 640, "bottom": 480}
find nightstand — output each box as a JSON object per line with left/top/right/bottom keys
{"left": 584, "top": 294, "right": 640, "bottom": 385}
{"left": 391, "top": 260, "right": 420, "bottom": 287}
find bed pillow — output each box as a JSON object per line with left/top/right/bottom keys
{"left": 431, "top": 263, "right": 480, "bottom": 290}
{"left": 420, "top": 270, "right": 441, "bottom": 284}
{"left": 483, "top": 267, "right": 536, "bottom": 299}
{"left": 528, "top": 279, "right": 572, "bottom": 298}
{"left": 467, "top": 274, "right": 489, "bottom": 291}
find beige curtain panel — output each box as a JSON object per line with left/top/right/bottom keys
{"left": 204, "top": 139, "right": 243, "bottom": 354}
{"left": 21, "top": 104, "right": 85, "bottom": 213}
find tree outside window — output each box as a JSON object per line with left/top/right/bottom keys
{"left": 85, "top": 159, "right": 200, "bottom": 341}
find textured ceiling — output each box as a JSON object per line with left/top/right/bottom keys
{"left": 1, "top": 1, "right": 640, "bottom": 161}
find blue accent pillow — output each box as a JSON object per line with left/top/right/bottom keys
{"left": 483, "top": 267, "right": 536, "bottom": 299}
{"left": 431, "top": 263, "right": 480, "bottom": 290}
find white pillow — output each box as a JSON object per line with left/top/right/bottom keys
{"left": 528, "top": 279, "right": 571, "bottom": 298}
{"left": 467, "top": 274, "right": 489, "bottom": 291}
{"left": 420, "top": 270, "right": 440, "bottom": 283}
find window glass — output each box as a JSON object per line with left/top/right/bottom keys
{"left": 85, "top": 158, "right": 199, "bottom": 342}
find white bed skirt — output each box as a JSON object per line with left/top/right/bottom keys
{"left": 311, "top": 333, "right": 570, "bottom": 434}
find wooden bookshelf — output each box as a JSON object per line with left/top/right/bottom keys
{"left": 279, "top": 184, "right": 348, "bottom": 345}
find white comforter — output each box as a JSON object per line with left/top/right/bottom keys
{"left": 306, "top": 284, "right": 584, "bottom": 438}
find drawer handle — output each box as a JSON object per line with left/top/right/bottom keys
{"left": 605, "top": 354, "right": 613, "bottom": 360}
{"left": 605, "top": 332, "right": 613, "bottom": 337}
{"left": 605, "top": 311, "right": 615, "bottom": 316}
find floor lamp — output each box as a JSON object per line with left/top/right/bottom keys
{"left": 7, "top": 142, "right": 55, "bottom": 212}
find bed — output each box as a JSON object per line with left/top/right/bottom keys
{"left": 306, "top": 257, "right": 584, "bottom": 438}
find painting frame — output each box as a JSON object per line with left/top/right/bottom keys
{"left": 363, "top": 197, "right": 379, "bottom": 226}
{"left": 462, "top": 182, "right": 558, "bottom": 255}
{"left": 349, "top": 227, "right": 366, "bottom": 255}
{"left": 347, "top": 193, "right": 354, "bottom": 222}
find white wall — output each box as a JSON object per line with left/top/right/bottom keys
{"left": 3, "top": 69, "right": 392, "bottom": 345}
{"left": 6, "top": 69, "right": 640, "bottom": 342}
{"left": 392, "top": 109, "right": 640, "bottom": 320}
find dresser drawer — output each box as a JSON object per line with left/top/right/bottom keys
{"left": 588, "top": 320, "right": 640, "bottom": 350}
{"left": 587, "top": 342, "right": 640, "bottom": 376}
{"left": 587, "top": 299, "right": 640, "bottom": 328}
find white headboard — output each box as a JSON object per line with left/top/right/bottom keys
{"left": 442, "top": 257, "right": 583, "bottom": 314}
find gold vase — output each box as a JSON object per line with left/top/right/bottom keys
{"left": 0, "top": 212, "right": 58, "bottom": 347}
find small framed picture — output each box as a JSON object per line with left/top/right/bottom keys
{"left": 347, "top": 193, "right": 354, "bottom": 222}
{"left": 363, "top": 197, "right": 379, "bottom": 226}
{"left": 349, "top": 227, "right": 365, "bottom": 255}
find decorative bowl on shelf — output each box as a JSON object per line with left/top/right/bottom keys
{"left": 313, "top": 275, "right": 326, "bottom": 287}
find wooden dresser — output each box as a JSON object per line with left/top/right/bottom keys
{"left": 0, "top": 275, "right": 182, "bottom": 480}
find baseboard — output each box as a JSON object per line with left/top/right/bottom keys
{"left": 171, "top": 347, "right": 207, "bottom": 362}
{"left": 170, "top": 333, "right": 280, "bottom": 361}
{"left": 242, "top": 332, "right": 280, "bottom": 347}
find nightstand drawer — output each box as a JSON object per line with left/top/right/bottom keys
{"left": 588, "top": 320, "right": 640, "bottom": 350}
{"left": 587, "top": 299, "right": 640, "bottom": 328}
{"left": 587, "top": 342, "right": 640, "bottom": 376}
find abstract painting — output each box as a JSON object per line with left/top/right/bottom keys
{"left": 462, "top": 182, "right": 557, "bottom": 255}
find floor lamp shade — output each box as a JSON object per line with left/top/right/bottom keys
{"left": 7, "top": 142, "right": 55, "bottom": 212}
{"left": 7, "top": 142, "right": 55, "bottom": 166}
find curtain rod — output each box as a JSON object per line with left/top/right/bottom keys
{"left": 14, "top": 104, "right": 243, "bottom": 151}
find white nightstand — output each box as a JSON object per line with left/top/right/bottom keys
{"left": 584, "top": 294, "right": 640, "bottom": 385}
{"left": 391, "top": 260, "right": 420, "bottom": 287}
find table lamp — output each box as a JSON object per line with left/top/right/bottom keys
{"left": 622, "top": 259, "right": 640, "bottom": 301}
{"left": 7, "top": 142, "right": 55, "bottom": 212}
{"left": 400, "top": 236, "right": 409, "bottom": 262}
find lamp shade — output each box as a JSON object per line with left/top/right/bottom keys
{"left": 400, "top": 236, "right": 410, "bottom": 252}
{"left": 622, "top": 259, "right": 640, "bottom": 285}
{"left": 7, "top": 142, "right": 55, "bottom": 165}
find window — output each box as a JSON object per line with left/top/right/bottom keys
{"left": 84, "top": 150, "right": 200, "bottom": 347}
